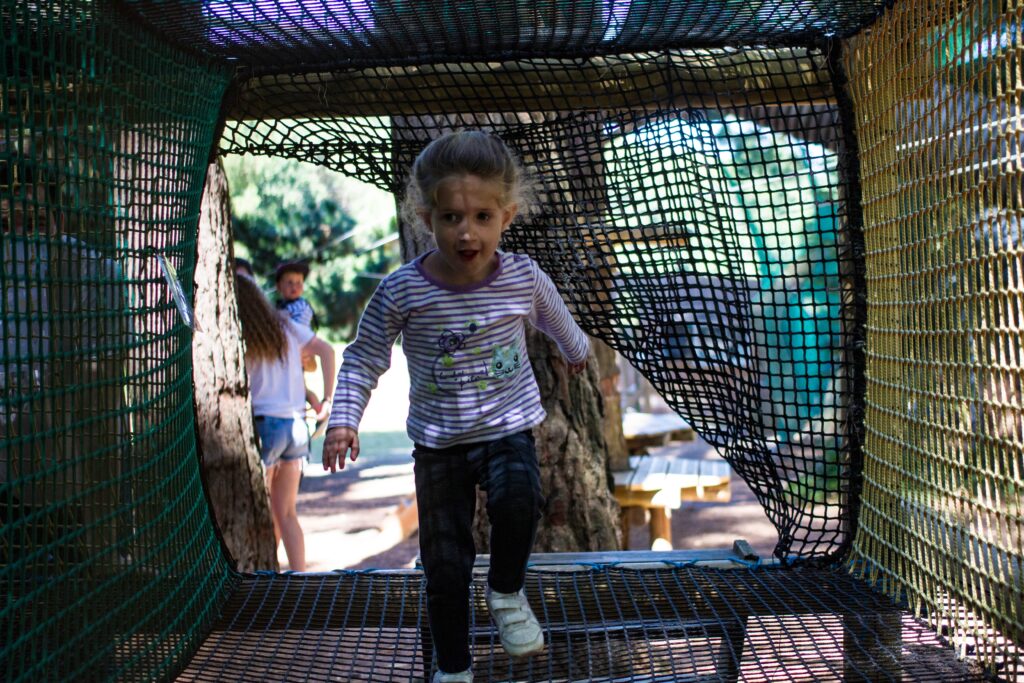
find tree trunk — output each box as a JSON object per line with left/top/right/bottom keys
{"left": 392, "top": 115, "right": 623, "bottom": 553}
{"left": 192, "top": 158, "right": 278, "bottom": 572}
{"left": 593, "top": 339, "right": 630, "bottom": 474}
{"left": 519, "top": 331, "right": 622, "bottom": 552}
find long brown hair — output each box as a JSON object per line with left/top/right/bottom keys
{"left": 235, "top": 273, "right": 287, "bottom": 362}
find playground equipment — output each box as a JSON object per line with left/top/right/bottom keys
{"left": 2, "top": 0, "right": 1021, "bottom": 679}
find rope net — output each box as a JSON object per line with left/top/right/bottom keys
{"left": 123, "top": 0, "right": 886, "bottom": 70}
{"left": 2, "top": 2, "right": 235, "bottom": 681}
{"left": 179, "top": 566, "right": 986, "bottom": 682}
{"left": 217, "top": 44, "right": 867, "bottom": 567}
{"left": 845, "top": 0, "right": 1024, "bottom": 676}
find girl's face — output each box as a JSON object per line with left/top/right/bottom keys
{"left": 419, "top": 174, "right": 516, "bottom": 287}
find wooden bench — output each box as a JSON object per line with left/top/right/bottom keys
{"left": 621, "top": 411, "right": 695, "bottom": 454}
{"left": 613, "top": 442, "right": 732, "bottom": 550}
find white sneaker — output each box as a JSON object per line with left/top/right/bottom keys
{"left": 485, "top": 587, "right": 545, "bottom": 658}
{"left": 432, "top": 668, "right": 472, "bottom": 683}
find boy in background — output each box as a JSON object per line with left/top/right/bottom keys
{"left": 274, "top": 260, "right": 331, "bottom": 430}
{"left": 274, "top": 260, "right": 320, "bottom": 372}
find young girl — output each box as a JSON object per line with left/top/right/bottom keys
{"left": 321, "top": 130, "right": 589, "bottom": 683}
{"left": 236, "top": 273, "right": 336, "bottom": 572}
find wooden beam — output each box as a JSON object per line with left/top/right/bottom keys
{"left": 474, "top": 544, "right": 768, "bottom": 568}
{"left": 227, "top": 50, "right": 834, "bottom": 120}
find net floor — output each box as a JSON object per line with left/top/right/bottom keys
{"left": 178, "top": 565, "right": 985, "bottom": 682}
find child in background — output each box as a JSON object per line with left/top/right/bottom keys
{"left": 236, "top": 273, "right": 336, "bottom": 572}
{"left": 275, "top": 260, "right": 331, "bottom": 425}
{"left": 275, "top": 260, "right": 320, "bottom": 372}
{"left": 233, "top": 256, "right": 255, "bottom": 278}
{"left": 321, "top": 130, "right": 590, "bottom": 683}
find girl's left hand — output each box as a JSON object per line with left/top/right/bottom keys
{"left": 568, "top": 360, "right": 587, "bottom": 375}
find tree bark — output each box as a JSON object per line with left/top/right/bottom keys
{"left": 593, "top": 339, "right": 629, "bottom": 474}
{"left": 520, "top": 331, "right": 622, "bottom": 552}
{"left": 392, "top": 115, "right": 623, "bottom": 553}
{"left": 192, "top": 158, "right": 278, "bottom": 572}
{"left": 500, "top": 114, "right": 624, "bottom": 552}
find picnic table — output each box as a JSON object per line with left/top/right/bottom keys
{"left": 621, "top": 411, "right": 695, "bottom": 454}
{"left": 613, "top": 438, "right": 732, "bottom": 550}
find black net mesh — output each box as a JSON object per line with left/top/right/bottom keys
{"left": 215, "top": 47, "right": 865, "bottom": 563}
{"left": 6, "top": 0, "right": 1024, "bottom": 680}
{"left": 122, "top": 0, "right": 887, "bottom": 71}
{"left": 179, "top": 565, "right": 987, "bottom": 682}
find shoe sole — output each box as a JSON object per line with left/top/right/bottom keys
{"left": 502, "top": 637, "right": 545, "bottom": 660}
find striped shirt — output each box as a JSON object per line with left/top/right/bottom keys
{"left": 328, "top": 250, "right": 590, "bottom": 448}
{"left": 277, "top": 296, "right": 316, "bottom": 330}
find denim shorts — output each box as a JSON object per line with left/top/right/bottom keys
{"left": 254, "top": 415, "right": 309, "bottom": 468}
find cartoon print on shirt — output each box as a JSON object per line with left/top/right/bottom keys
{"left": 437, "top": 323, "right": 475, "bottom": 353}
{"left": 431, "top": 322, "right": 522, "bottom": 392}
{"left": 489, "top": 345, "right": 521, "bottom": 379}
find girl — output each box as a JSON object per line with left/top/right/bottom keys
{"left": 236, "top": 272, "right": 336, "bottom": 572}
{"left": 321, "top": 130, "right": 590, "bottom": 683}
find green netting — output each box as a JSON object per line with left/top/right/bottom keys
{"left": 846, "top": 0, "right": 1024, "bottom": 677}
{"left": 1, "top": 2, "right": 234, "bottom": 680}
{"left": 3, "top": 0, "right": 1023, "bottom": 681}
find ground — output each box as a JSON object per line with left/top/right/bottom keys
{"left": 286, "top": 346, "right": 780, "bottom": 571}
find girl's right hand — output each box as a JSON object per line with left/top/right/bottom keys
{"left": 322, "top": 426, "right": 359, "bottom": 472}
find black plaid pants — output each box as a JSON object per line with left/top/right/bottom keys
{"left": 413, "top": 430, "right": 543, "bottom": 673}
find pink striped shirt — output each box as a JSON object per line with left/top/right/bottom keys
{"left": 328, "top": 250, "right": 590, "bottom": 448}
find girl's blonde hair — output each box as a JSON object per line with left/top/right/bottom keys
{"left": 400, "top": 129, "right": 537, "bottom": 229}
{"left": 235, "top": 273, "right": 287, "bottom": 362}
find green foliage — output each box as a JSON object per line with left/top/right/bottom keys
{"left": 223, "top": 154, "right": 400, "bottom": 338}
{"left": 932, "top": 0, "right": 1018, "bottom": 96}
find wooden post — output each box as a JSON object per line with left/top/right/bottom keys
{"left": 649, "top": 508, "right": 673, "bottom": 551}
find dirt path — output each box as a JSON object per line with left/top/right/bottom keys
{"left": 287, "top": 347, "right": 780, "bottom": 571}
